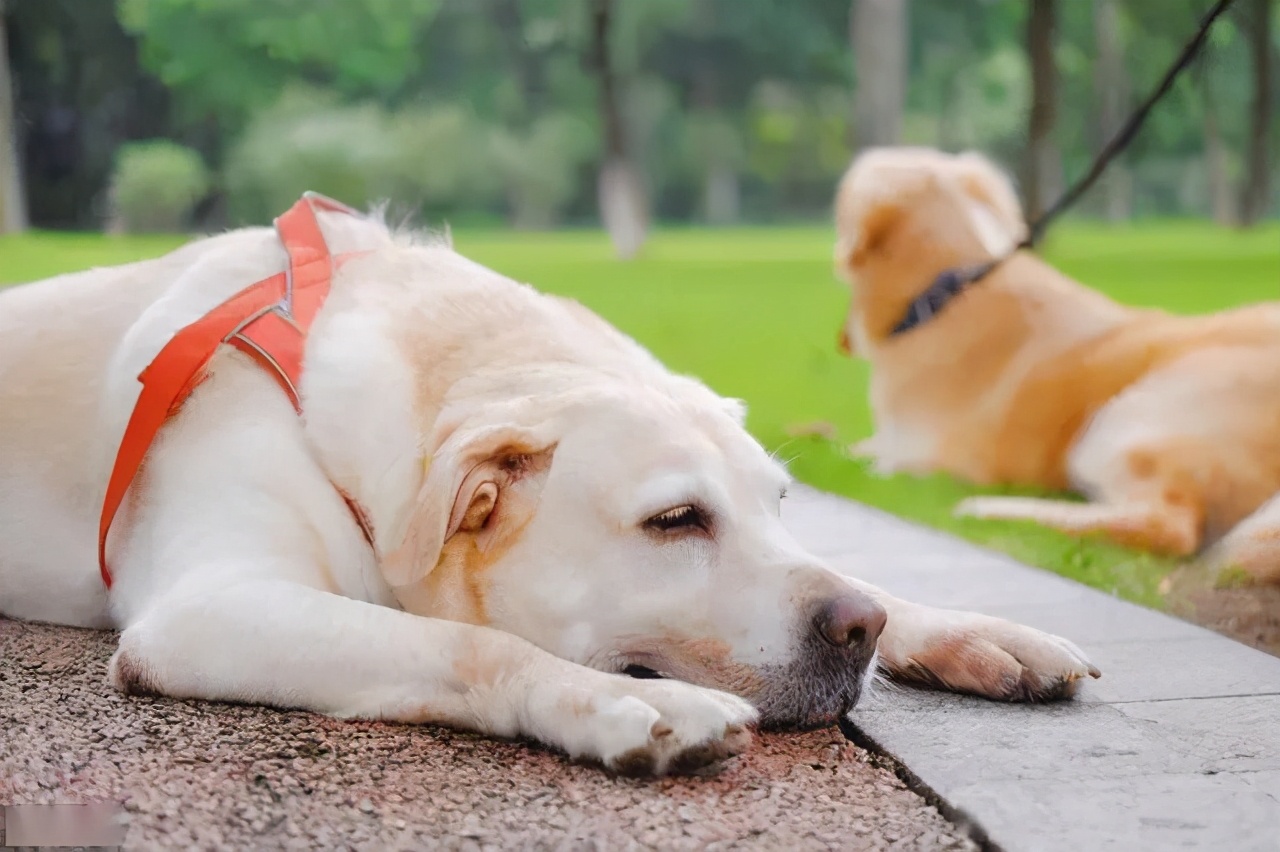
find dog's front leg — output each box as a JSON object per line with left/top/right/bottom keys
{"left": 838, "top": 577, "right": 1100, "bottom": 701}
{"left": 110, "top": 579, "right": 755, "bottom": 775}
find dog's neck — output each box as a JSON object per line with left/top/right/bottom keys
{"left": 886, "top": 188, "right": 1031, "bottom": 337}
{"left": 889, "top": 259, "right": 1001, "bottom": 337}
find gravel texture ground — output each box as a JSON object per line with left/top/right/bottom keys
{"left": 1161, "top": 562, "right": 1280, "bottom": 658}
{"left": 0, "top": 618, "right": 978, "bottom": 851}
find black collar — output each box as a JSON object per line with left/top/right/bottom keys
{"left": 889, "top": 258, "right": 1001, "bottom": 337}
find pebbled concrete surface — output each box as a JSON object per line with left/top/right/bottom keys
{"left": 16, "top": 483, "right": 1273, "bottom": 851}
{"left": 0, "top": 617, "right": 978, "bottom": 851}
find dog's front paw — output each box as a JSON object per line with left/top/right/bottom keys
{"left": 894, "top": 616, "right": 1101, "bottom": 702}
{"left": 847, "top": 436, "right": 883, "bottom": 463}
{"left": 582, "top": 679, "right": 757, "bottom": 776}
{"left": 847, "top": 436, "right": 924, "bottom": 476}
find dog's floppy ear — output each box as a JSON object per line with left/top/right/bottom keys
{"left": 952, "top": 152, "right": 1027, "bottom": 243}
{"left": 834, "top": 151, "right": 911, "bottom": 276}
{"left": 721, "top": 397, "right": 748, "bottom": 426}
{"left": 837, "top": 200, "right": 904, "bottom": 274}
{"left": 381, "top": 422, "right": 557, "bottom": 588}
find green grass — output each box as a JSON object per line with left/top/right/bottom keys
{"left": 3, "top": 221, "right": 1278, "bottom": 608}
{"left": 0, "top": 231, "right": 190, "bottom": 282}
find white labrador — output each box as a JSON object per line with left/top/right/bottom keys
{"left": 0, "top": 205, "right": 1098, "bottom": 776}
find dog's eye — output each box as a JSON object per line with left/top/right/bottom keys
{"left": 644, "top": 504, "right": 710, "bottom": 534}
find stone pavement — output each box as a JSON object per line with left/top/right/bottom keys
{"left": 783, "top": 485, "right": 1280, "bottom": 852}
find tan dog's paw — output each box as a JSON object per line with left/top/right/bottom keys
{"left": 846, "top": 436, "right": 912, "bottom": 476}
{"left": 894, "top": 617, "right": 1101, "bottom": 702}
{"left": 585, "top": 679, "right": 756, "bottom": 776}
{"left": 952, "top": 495, "right": 1010, "bottom": 518}
{"left": 847, "top": 436, "right": 881, "bottom": 461}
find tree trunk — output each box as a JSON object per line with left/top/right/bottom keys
{"left": 1024, "top": 0, "right": 1062, "bottom": 222}
{"left": 496, "top": 0, "right": 543, "bottom": 125}
{"left": 850, "top": 0, "right": 908, "bottom": 151}
{"left": 1203, "top": 106, "right": 1238, "bottom": 225}
{"left": 0, "top": 2, "right": 29, "bottom": 234}
{"left": 1239, "top": 0, "right": 1274, "bottom": 226}
{"left": 589, "top": 0, "right": 648, "bottom": 260}
{"left": 690, "top": 10, "right": 739, "bottom": 226}
{"left": 1196, "top": 42, "right": 1238, "bottom": 225}
{"left": 1092, "top": 0, "right": 1132, "bottom": 221}
{"left": 936, "top": 72, "right": 964, "bottom": 151}
{"left": 702, "top": 162, "right": 740, "bottom": 225}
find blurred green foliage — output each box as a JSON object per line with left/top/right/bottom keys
{"left": 109, "top": 140, "right": 210, "bottom": 232}
{"left": 64, "top": 0, "right": 1275, "bottom": 227}
{"left": 117, "top": 0, "right": 442, "bottom": 131}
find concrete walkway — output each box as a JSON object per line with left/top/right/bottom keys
{"left": 784, "top": 486, "right": 1280, "bottom": 852}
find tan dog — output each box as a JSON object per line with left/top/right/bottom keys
{"left": 833, "top": 147, "right": 1280, "bottom": 581}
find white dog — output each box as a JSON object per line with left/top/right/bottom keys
{"left": 0, "top": 196, "right": 1098, "bottom": 776}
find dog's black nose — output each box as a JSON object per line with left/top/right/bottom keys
{"left": 813, "top": 592, "right": 887, "bottom": 651}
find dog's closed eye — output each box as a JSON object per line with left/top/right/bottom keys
{"left": 644, "top": 504, "right": 711, "bottom": 535}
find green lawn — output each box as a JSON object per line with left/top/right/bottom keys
{"left": 3, "top": 222, "right": 1278, "bottom": 608}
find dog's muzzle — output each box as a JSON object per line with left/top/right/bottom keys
{"left": 753, "top": 590, "right": 886, "bottom": 729}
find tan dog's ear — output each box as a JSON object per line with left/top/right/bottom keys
{"left": 952, "top": 152, "right": 1027, "bottom": 242}
{"left": 382, "top": 423, "right": 557, "bottom": 587}
{"left": 839, "top": 201, "right": 903, "bottom": 272}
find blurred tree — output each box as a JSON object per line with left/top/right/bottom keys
{"left": 108, "top": 139, "right": 209, "bottom": 232}
{"left": 491, "top": 112, "right": 596, "bottom": 229}
{"left": 0, "top": 0, "right": 27, "bottom": 233}
{"left": 850, "top": 0, "right": 908, "bottom": 151}
{"left": 399, "top": 0, "right": 595, "bottom": 226}
{"left": 5, "top": 0, "right": 1273, "bottom": 231}
{"left": 8, "top": 0, "right": 172, "bottom": 228}
{"left": 223, "top": 92, "right": 408, "bottom": 225}
{"left": 908, "top": 0, "right": 1024, "bottom": 159}
{"left": 1024, "top": 0, "right": 1062, "bottom": 221}
{"left": 675, "top": 0, "right": 741, "bottom": 223}
{"left": 118, "top": 0, "right": 441, "bottom": 135}
{"left": 645, "top": 0, "right": 848, "bottom": 221}
{"left": 1199, "top": 39, "right": 1240, "bottom": 224}
{"left": 1121, "top": 0, "right": 1229, "bottom": 218}
{"left": 1240, "top": 0, "right": 1274, "bottom": 225}
{"left": 1092, "top": 0, "right": 1131, "bottom": 220}
{"left": 589, "top": 0, "right": 649, "bottom": 259}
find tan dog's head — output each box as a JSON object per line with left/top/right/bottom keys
{"left": 383, "top": 373, "right": 885, "bottom": 729}
{"left": 832, "top": 147, "right": 1027, "bottom": 355}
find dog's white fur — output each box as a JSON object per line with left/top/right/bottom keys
{"left": 0, "top": 210, "right": 1097, "bottom": 775}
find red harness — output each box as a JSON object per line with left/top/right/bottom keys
{"left": 98, "top": 192, "right": 376, "bottom": 589}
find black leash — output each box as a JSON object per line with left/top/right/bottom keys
{"left": 891, "top": 0, "right": 1238, "bottom": 337}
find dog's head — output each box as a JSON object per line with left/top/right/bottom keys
{"left": 382, "top": 375, "right": 885, "bottom": 729}
{"left": 832, "top": 147, "right": 1027, "bottom": 355}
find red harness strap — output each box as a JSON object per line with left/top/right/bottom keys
{"left": 98, "top": 192, "right": 376, "bottom": 588}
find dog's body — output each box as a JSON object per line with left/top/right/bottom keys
{"left": 835, "top": 147, "right": 1280, "bottom": 580}
{"left": 1, "top": 205, "right": 1096, "bottom": 775}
